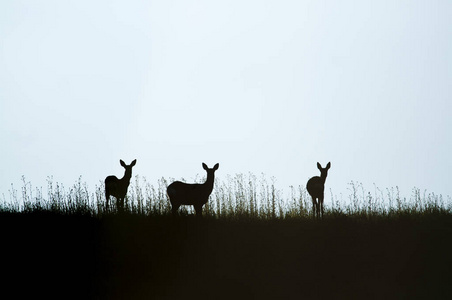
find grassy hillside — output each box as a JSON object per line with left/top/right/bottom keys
{"left": 1, "top": 175, "right": 452, "bottom": 299}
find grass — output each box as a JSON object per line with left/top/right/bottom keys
{"left": 1, "top": 174, "right": 452, "bottom": 299}
{"left": 1, "top": 174, "right": 451, "bottom": 219}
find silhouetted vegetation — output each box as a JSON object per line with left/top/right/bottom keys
{"left": 1, "top": 175, "right": 452, "bottom": 298}
{"left": 1, "top": 174, "right": 450, "bottom": 219}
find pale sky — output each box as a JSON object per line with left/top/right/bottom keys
{"left": 1, "top": 1, "right": 451, "bottom": 203}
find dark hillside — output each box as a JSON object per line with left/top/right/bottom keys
{"left": 2, "top": 213, "right": 452, "bottom": 299}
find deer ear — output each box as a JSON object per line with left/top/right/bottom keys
{"left": 120, "top": 160, "right": 126, "bottom": 167}
{"left": 131, "top": 159, "right": 137, "bottom": 166}
{"left": 326, "top": 162, "right": 331, "bottom": 169}
{"left": 213, "top": 163, "right": 219, "bottom": 170}
{"left": 317, "top": 162, "right": 322, "bottom": 170}
{"left": 202, "top": 163, "right": 208, "bottom": 170}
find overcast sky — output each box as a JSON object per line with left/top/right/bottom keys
{"left": 1, "top": 1, "right": 451, "bottom": 203}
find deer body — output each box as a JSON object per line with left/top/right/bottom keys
{"left": 105, "top": 159, "right": 136, "bottom": 212}
{"left": 306, "top": 162, "right": 331, "bottom": 219}
{"left": 167, "top": 163, "right": 219, "bottom": 216}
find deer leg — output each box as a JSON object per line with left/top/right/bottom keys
{"left": 118, "top": 197, "right": 124, "bottom": 213}
{"left": 311, "top": 196, "right": 316, "bottom": 219}
{"left": 194, "top": 204, "right": 203, "bottom": 217}
{"left": 319, "top": 195, "right": 324, "bottom": 219}
{"left": 105, "top": 195, "right": 110, "bottom": 212}
{"left": 171, "top": 203, "right": 180, "bottom": 216}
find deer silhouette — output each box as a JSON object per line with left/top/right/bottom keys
{"left": 306, "top": 162, "right": 331, "bottom": 219}
{"left": 105, "top": 159, "right": 136, "bottom": 212}
{"left": 167, "top": 163, "right": 219, "bottom": 217}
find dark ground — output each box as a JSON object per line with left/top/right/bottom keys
{"left": 2, "top": 213, "right": 452, "bottom": 299}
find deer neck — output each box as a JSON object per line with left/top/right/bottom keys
{"left": 121, "top": 169, "right": 132, "bottom": 183}
{"left": 320, "top": 173, "right": 328, "bottom": 183}
{"left": 203, "top": 172, "right": 215, "bottom": 191}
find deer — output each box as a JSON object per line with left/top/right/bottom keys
{"left": 167, "top": 163, "right": 219, "bottom": 217}
{"left": 105, "top": 159, "right": 136, "bottom": 213}
{"left": 306, "top": 162, "right": 331, "bottom": 219}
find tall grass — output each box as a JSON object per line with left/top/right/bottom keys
{"left": 1, "top": 174, "right": 451, "bottom": 219}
